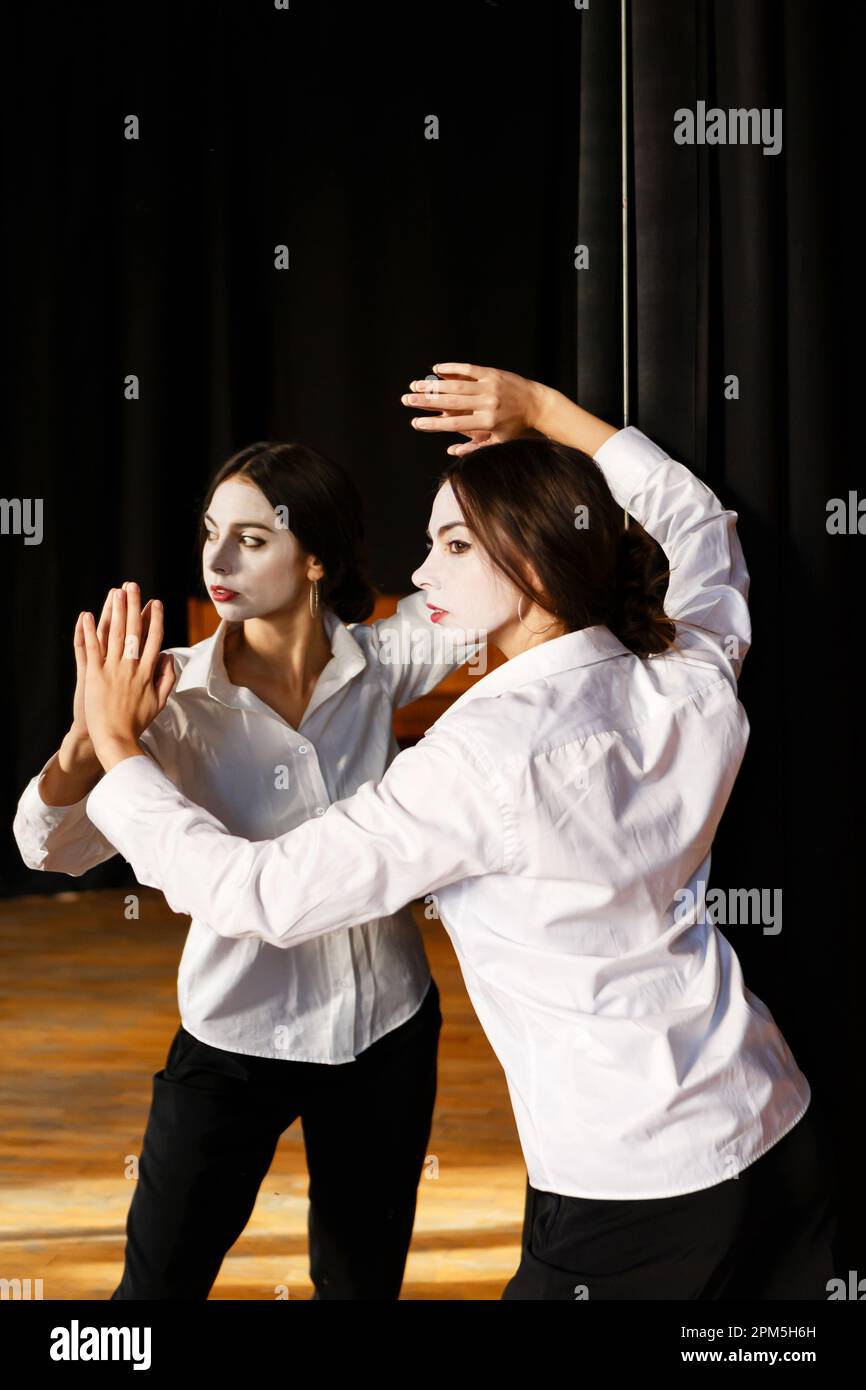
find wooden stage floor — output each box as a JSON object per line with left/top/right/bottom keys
{"left": 0, "top": 888, "right": 526, "bottom": 1300}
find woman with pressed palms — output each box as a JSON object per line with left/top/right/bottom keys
{"left": 68, "top": 365, "right": 837, "bottom": 1298}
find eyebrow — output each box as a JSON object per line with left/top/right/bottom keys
{"left": 204, "top": 513, "right": 275, "bottom": 532}
{"left": 425, "top": 521, "right": 470, "bottom": 539}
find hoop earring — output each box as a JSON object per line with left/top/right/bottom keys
{"left": 517, "top": 594, "right": 557, "bottom": 634}
{"left": 309, "top": 579, "right": 320, "bottom": 617}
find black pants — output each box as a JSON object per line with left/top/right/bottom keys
{"left": 502, "top": 1101, "right": 838, "bottom": 1300}
{"left": 111, "top": 978, "right": 442, "bottom": 1300}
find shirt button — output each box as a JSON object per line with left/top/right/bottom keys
{"left": 315, "top": 806, "right": 325, "bottom": 816}
{"left": 298, "top": 744, "right": 308, "bottom": 754}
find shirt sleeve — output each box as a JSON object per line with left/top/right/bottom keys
{"left": 12, "top": 718, "right": 171, "bottom": 876}
{"left": 84, "top": 733, "right": 510, "bottom": 949}
{"left": 363, "top": 589, "right": 485, "bottom": 708}
{"left": 592, "top": 426, "right": 752, "bottom": 688}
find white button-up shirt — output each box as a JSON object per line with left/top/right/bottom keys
{"left": 13, "top": 594, "right": 479, "bottom": 1062}
{"left": 81, "top": 425, "right": 810, "bottom": 1199}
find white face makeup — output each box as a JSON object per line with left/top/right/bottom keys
{"left": 202, "top": 477, "right": 312, "bottom": 621}
{"left": 410, "top": 480, "right": 519, "bottom": 639}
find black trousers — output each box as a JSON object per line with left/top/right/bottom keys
{"left": 502, "top": 1101, "right": 839, "bottom": 1300}
{"left": 111, "top": 978, "right": 442, "bottom": 1300}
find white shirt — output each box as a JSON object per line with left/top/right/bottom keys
{"left": 13, "top": 593, "right": 479, "bottom": 1062}
{"left": 84, "top": 425, "right": 811, "bottom": 1199}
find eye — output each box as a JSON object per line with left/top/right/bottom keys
{"left": 447, "top": 539, "right": 470, "bottom": 554}
{"left": 203, "top": 530, "right": 264, "bottom": 546}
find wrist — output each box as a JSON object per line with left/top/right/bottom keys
{"left": 525, "top": 379, "right": 555, "bottom": 433}
{"left": 530, "top": 385, "right": 619, "bottom": 456}
{"left": 95, "top": 737, "right": 146, "bottom": 773}
{"left": 61, "top": 727, "right": 100, "bottom": 771}
{"left": 529, "top": 382, "right": 578, "bottom": 438}
{"left": 38, "top": 733, "right": 103, "bottom": 806}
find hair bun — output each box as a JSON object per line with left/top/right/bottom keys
{"left": 608, "top": 527, "right": 676, "bottom": 658}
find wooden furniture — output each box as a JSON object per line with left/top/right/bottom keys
{"left": 187, "top": 595, "right": 505, "bottom": 742}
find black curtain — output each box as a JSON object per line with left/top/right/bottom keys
{"left": 3, "top": 0, "right": 860, "bottom": 1264}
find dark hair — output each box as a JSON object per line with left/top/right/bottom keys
{"left": 439, "top": 437, "right": 677, "bottom": 659}
{"left": 197, "top": 441, "right": 376, "bottom": 624}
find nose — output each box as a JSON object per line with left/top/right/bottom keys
{"left": 411, "top": 550, "right": 437, "bottom": 590}
{"left": 206, "top": 539, "right": 234, "bottom": 577}
{"left": 209, "top": 544, "right": 233, "bottom": 572}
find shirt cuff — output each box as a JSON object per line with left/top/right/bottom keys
{"left": 86, "top": 753, "right": 175, "bottom": 864}
{"left": 19, "top": 756, "right": 87, "bottom": 824}
{"left": 593, "top": 425, "right": 671, "bottom": 512}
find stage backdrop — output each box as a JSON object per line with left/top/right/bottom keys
{"left": 3, "top": 1, "right": 859, "bottom": 1262}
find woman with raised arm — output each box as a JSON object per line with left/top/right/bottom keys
{"left": 75, "top": 366, "right": 836, "bottom": 1300}
{"left": 13, "top": 439, "right": 482, "bottom": 1301}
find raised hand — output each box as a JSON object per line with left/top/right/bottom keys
{"left": 401, "top": 362, "right": 544, "bottom": 456}
{"left": 81, "top": 583, "right": 176, "bottom": 771}
{"left": 70, "top": 583, "right": 161, "bottom": 752}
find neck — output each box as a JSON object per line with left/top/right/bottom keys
{"left": 224, "top": 605, "right": 332, "bottom": 687}
{"left": 494, "top": 615, "right": 569, "bottom": 661}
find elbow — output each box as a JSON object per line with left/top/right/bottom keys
{"left": 16, "top": 844, "right": 51, "bottom": 873}
{"left": 16, "top": 842, "right": 86, "bottom": 877}
{"left": 12, "top": 823, "right": 45, "bottom": 873}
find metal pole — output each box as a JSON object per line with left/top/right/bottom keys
{"left": 621, "top": 0, "right": 630, "bottom": 430}
{"left": 620, "top": 0, "right": 632, "bottom": 529}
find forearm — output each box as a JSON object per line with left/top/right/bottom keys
{"left": 530, "top": 384, "right": 619, "bottom": 458}
{"left": 85, "top": 730, "right": 503, "bottom": 950}
{"left": 38, "top": 730, "right": 105, "bottom": 807}
{"left": 85, "top": 756, "right": 394, "bottom": 950}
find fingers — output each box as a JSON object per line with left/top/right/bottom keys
{"left": 81, "top": 610, "right": 103, "bottom": 664}
{"left": 95, "top": 588, "right": 115, "bottom": 656}
{"left": 93, "top": 585, "right": 144, "bottom": 661}
{"left": 408, "top": 378, "right": 477, "bottom": 398}
{"left": 411, "top": 413, "right": 485, "bottom": 433}
{"left": 105, "top": 582, "right": 145, "bottom": 663}
{"left": 73, "top": 611, "right": 86, "bottom": 675}
{"left": 139, "top": 597, "right": 154, "bottom": 646}
{"left": 153, "top": 651, "right": 176, "bottom": 713}
{"left": 141, "top": 597, "right": 164, "bottom": 674}
{"left": 106, "top": 587, "right": 127, "bottom": 662}
{"left": 402, "top": 391, "right": 492, "bottom": 412}
{"left": 431, "top": 362, "right": 486, "bottom": 378}
{"left": 447, "top": 434, "right": 493, "bottom": 457}
{"left": 123, "top": 581, "right": 142, "bottom": 662}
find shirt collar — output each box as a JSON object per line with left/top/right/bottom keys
{"left": 433, "top": 624, "right": 632, "bottom": 727}
{"left": 174, "top": 610, "right": 368, "bottom": 721}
